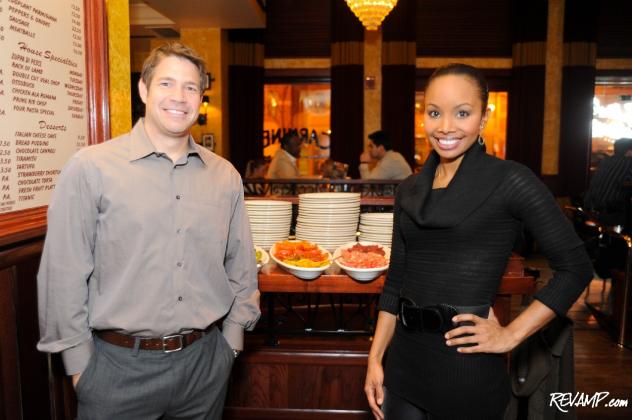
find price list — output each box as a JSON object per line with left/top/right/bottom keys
{"left": 0, "top": 0, "right": 88, "bottom": 215}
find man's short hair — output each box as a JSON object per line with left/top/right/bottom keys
{"left": 614, "top": 138, "right": 632, "bottom": 156}
{"left": 280, "top": 130, "right": 299, "bottom": 148}
{"left": 140, "top": 42, "right": 207, "bottom": 93}
{"left": 368, "top": 130, "right": 392, "bottom": 151}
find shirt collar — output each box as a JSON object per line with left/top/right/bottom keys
{"left": 128, "top": 119, "right": 208, "bottom": 165}
{"left": 283, "top": 149, "right": 297, "bottom": 165}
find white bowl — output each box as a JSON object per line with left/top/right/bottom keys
{"left": 255, "top": 245, "right": 269, "bottom": 272}
{"left": 270, "top": 240, "right": 332, "bottom": 280}
{"left": 333, "top": 241, "right": 391, "bottom": 282}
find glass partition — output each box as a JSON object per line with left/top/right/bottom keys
{"left": 263, "top": 83, "right": 331, "bottom": 177}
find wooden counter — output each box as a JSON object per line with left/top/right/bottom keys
{"left": 258, "top": 253, "right": 535, "bottom": 326}
{"left": 225, "top": 255, "right": 535, "bottom": 419}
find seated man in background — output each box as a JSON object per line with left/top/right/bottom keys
{"left": 320, "top": 158, "right": 348, "bottom": 179}
{"left": 267, "top": 131, "right": 302, "bottom": 195}
{"left": 584, "top": 137, "right": 632, "bottom": 228}
{"left": 243, "top": 158, "right": 270, "bottom": 195}
{"left": 267, "top": 131, "right": 302, "bottom": 179}
{"left": 358, "top": 130, "right": 412, "bottom": 180}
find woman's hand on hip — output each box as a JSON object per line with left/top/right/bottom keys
{"left": 364, "top": 358, "right": 386, "bottom": 420}
{"left": 444, "top": 308, "right": 520, "bottom": 354}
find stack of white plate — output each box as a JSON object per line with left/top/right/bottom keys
{"left": 358, "top": 212, "right": 393, "bottom": 248}
{"left": 295, "top": 192, "right": 360, "bottom": 252}
{"left": 245, "top": 200, "right": 292, "bottom": 250}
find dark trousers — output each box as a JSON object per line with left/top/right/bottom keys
{"left": 75, "top": 326, "right": 234, "bottom": 420}
{"left": 383, "top": 387, "right": 430, "bottom": 420}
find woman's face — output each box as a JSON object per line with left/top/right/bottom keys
{"left": 424, "top": 74, "right": 488, "bottom": 163}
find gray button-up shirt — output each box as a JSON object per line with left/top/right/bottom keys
{"left": 37, "top": 121, "right": 260, "bottom": 375}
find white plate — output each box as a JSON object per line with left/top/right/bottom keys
{"left": 358, "top": 224, "right": 392, "bottom": 233}
{"left": 299, "top": 192, "right": 361, "bottom": 200}
{"left": 360, "top": 212, "right": 393, "bottom": 219}
{"left": 255, "top": 245, "right": 269, "bottom": 271}
{"left": 245, "top": 200, "right": 293, "bottom": 207}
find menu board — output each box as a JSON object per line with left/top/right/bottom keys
{"left": 0, "top": 0, "right": 88, "bottom": 215}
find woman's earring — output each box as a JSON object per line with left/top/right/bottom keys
{"left": 477, "top": 135, "right": 485, "bottom": 146}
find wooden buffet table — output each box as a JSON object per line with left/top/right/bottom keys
{"left": 258, "top": 253, "right": 535, "bottom": 329}
{"left": 225, "top": 255, "right": 536, "bottom": 419}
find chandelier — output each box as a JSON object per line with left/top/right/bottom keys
{"left": 345, "top": 0, "right": 399, "bottom": 31}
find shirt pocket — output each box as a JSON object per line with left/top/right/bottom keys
{"left": 187, "top": 199, "right": 231, "bottom": 258}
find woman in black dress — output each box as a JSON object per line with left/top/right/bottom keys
{"left": 364, "top": 64, "right": 593, "bottom": 420}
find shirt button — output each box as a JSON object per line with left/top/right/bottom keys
{"left": 176, "top": 195, "right": 181, "bottom": 200}
{"left": 176, "top": 262, "right": 182, "bottom": 267}
{"left": 176, "top": 228, "right": 182, "bottom": 234}
{"left": 178, "top": 296, "right": 183, "bottom": 302}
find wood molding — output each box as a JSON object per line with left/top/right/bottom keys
{"left": 596, "top": 58, "right": 632, "bottom": 70}
{"left": 224, "top": 407, "right": 369, "bottom": 419}
{"left": 564, "top": 42, "right": 597, "bottom": 67}
{"left": 0, "top": 207, "right": 47, "bottom": 248}
{"left": 331, "top": 42, "right": 364, "bottom": 66}
{"left": 264, "top": 58, "right": 331, "bottom": 69}
{"left": 84, "top": 0, "right": 111, "bottom": 146}
{"left": 230, "top": 43, "right": 265, "bottom": 67}
{"left": 0, "top": 239, "right": 44, "bottom": 269}
{"left": 513, "top": 42, "right": 546, "bottom": 66}
{"left": 415, "top": 57, "right": 512, "bottom": 69}
{"left": 382, "top": 41, "right": 416, "bottom": 66}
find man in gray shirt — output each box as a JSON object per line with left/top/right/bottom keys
{"left": 359, "top": 130, "right": 413, "bottom": 180}
{"left": 37, "top": 42, "right": 260, "bottom": 419}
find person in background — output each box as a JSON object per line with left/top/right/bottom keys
{"left": 37, "top": 42, "right": 260, "bottom": 420}
{"left": 359, "top": 130, "right": 413, "bottom": 180}
{"left": 364, "top": 63, "right": 592, "bottom": 420}
{"left": 244, "top": 157, "right": 270, "bottom": 195}
{"left": 267, "top": 131, "right": 302, "bottom": 179}
{"left": 583, "top": 137, "right": 632, "bottom": 228}
{"left": 320, "top": 158, "right": 348, "bottom": 179}
{"left": 245, "top": 157, "right": 269, "bottom": 178}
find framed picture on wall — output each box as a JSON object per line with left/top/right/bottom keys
{"left": 201, "top": 133, "right": 215, "bottom": 152}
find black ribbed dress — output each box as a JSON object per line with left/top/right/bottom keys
{"left": 378, "top": 144, "right": 593, "bottom": 420}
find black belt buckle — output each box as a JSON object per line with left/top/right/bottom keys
{"left": 399, "top": 297, "right": 421, "bottom": 331}
{"left": 399, "top": 297, "right": 458, "bottom": 333}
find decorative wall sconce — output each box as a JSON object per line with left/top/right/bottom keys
{"left": 205, "top": 72, "right": 214, "bottom": 90}
{"left": 198, "top": 95, "right": 210, "bottom": 125}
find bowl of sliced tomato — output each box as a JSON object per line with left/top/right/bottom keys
{"left": 333, "top": 241, "right": 391, "bottom": 282}
{"left": 270, "top": 240, "right": 332, "bottom": 280}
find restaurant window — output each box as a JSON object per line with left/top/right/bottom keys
{"left": 263, "top": 83, "right": 331, "bottom": 177}
{"left": 591, "top": 83, "right": 632, "bottom": 172}
{"left": 413, "top": 91, "right": 508, "bottom": 169}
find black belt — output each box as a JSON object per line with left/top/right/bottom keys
{"left": 398, "top": 297, "right": 490, "bottom": 333}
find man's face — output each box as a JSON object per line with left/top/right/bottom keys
{"left": 368, "top": 140, "right": 385, "bottom": 160}
{"left": 286, "top": 136, "right": 302, "bottom": 158}
{"left": 138, "top": 55, "right": 202, "bottom": 140}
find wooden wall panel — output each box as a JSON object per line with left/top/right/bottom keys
{"left": 0, "top": 269, "right": 20, "bottom": 420}
{"left": 226, "top": 347, "right": 371, "bottom": 417}
{"left": 15, "top": 256, "right": 50, "bottom": 420}
{"left": 416, "top": 0, "right": 512, "bottom": 57}
{"left": 265, "top": 0, "right": 331, "bottom": 58}
{"left": 597, "top": 0, "right": 632, "bottom": 58}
